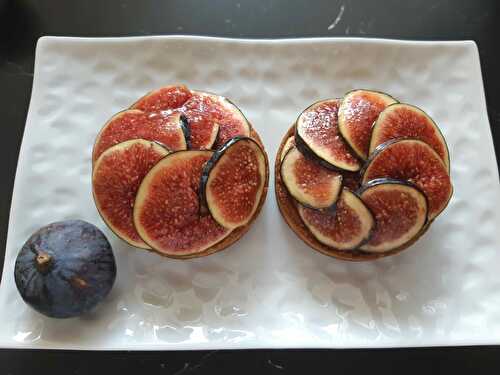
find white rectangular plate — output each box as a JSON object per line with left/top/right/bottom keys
{"left": 1, "top": 36, "right": 499, "bottom": 350}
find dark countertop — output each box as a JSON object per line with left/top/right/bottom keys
{"left": 1, "top": 0, "right": 499, "bottom": 373}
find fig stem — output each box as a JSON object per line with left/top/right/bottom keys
{"left": 35, "top": 251, "right": 52, "bottom": 274}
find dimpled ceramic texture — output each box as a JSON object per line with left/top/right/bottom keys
{"left": 0, "top": 36, "right": 499, "bottom": 350}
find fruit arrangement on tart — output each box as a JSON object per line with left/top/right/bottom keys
{"left": 275, "top": 89, "right": 452, "bottom": 261}
{"left": 92, "top": 85, "right": 269, "bottom": 259}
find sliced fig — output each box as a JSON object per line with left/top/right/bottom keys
{"left": 369, "top": 103, "right": 450, "bottom": 171}
{"left": 133, "top": 150, "right": 231, "bottom": 256}
{"left": 182, "top": 111, "right": 220, "bottom": 149}
{"left": 200, "top": 137, "right": 267, "bottom": 229}
{"left": 298, "top": 189, "right": 374, "bottom": 250}
{"left": 92, "top": 110, "right": 188, "bottom": 164}
{"left": 362, "top": 139, "right": 452, "bottom": 220}
{"left": 358, "top": 179, "right": 427, "bottom": 253}
{"left": 92, "top": 139, "right": 169, "bottom": 248}
{"left": 131, "top": 84, "right": 192, "bottom": 112}
{"left": 182, "top": 91, "right": 251, "bottom": 149}
{"left": 280, "top": 136, "right": 296, "bottom": 161}
{"left": 338, "top": 89, "right": 397, "bottom": 160}
{"left": 295, "top": 99, "right": 361, "bottom": 172}
{"left": 281, "top": 146, "right": 342, "bottom": 210}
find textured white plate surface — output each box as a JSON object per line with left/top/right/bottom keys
{"left": 0, "top": 36, "right": 499, "bottom": 350}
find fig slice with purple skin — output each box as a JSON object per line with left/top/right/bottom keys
{"left": 338, "top": 89, "right": 397, "bottom": 160}
{"left": 130, "top": 84, "right": 192, "bottom": 112}
{"left": 92, "top": 139, "right": 169, "bottom": 249}
{"left": 358, "top": 178, "right": 428, "bottom": 253}
{"left": 200, "top": 137, "right": 267, "bottom": 229}
{"left": 298, "top": 188, "right": 374, "bottom": 250}
{"left": 182, "top": 111, "right": 220, "bottom": 149}
{"left": 280, "top": 136, "right": 296, "bottom": 161}
{"left": 295, "top": 99, "right": 361, "bottom": 172}
{"left": 182, "top": 91, "right": 251, "bottom": 149}
{"left": 281, "top": 146, "right": 342, "bottom": 210}
{"left": 369, "top": 103, "right": 450, "bottom": 172}
{"left": 133, "top": 150, "right": 231, "bottom": 256}
{"left": 362, "top": 139, "right": 453, "bottom": 220}
{"left": 92, "top": 110, "right": 189, "bottom": 164}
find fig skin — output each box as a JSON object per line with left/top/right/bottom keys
{"left": 14, "top": 220, "right": 116, "bottom": 319}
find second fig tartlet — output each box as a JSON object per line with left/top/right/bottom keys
{"left": 275, "top": 90, "right": 452, "bottom": 261}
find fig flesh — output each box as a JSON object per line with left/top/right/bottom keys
{"left": 295, "top": 99, "right": 361, "bottom": 172}
{"left": 133, "top": 150, "right": 231, "bottom": 256}
{"left": 338, "top": 89, "right": 397, "bottom": 160}
{"left": 362, "top": 139, "right": 452, "bottom": 220}
{"left": 298, "top": 189, "right": 374, "bottom": 250}
{"left": 93, "top": 110, "right": 187, "bottom": 163}
{"left": 182, "top": 91, "right": 250, "bottom": 149}
{"left": 92, "top": 139, "right": 169, "bottom": 248}
{"left": 369, "top": 103, "right": 449, "bottom": 171}
{"left": 359, "top": 178, "right": 428, "bottom": 253}
{"left": 200, "top": 137, "right": 267, "bottom": 229}
{"left": 281, "top": 146, "right": 342, "bottom": 210}
{"left": 131, "top": 84, "right": 192, "bottom": 112}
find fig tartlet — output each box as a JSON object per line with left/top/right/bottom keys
{"left": 275, "top": 90, "right": 452, "bottom": 261}
{"left": 92, "top": 85, "right": 268, "bottom": 259}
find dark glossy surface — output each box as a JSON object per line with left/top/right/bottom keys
{"left": 1, "top": 0, "right": 499, "bottom": 373}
